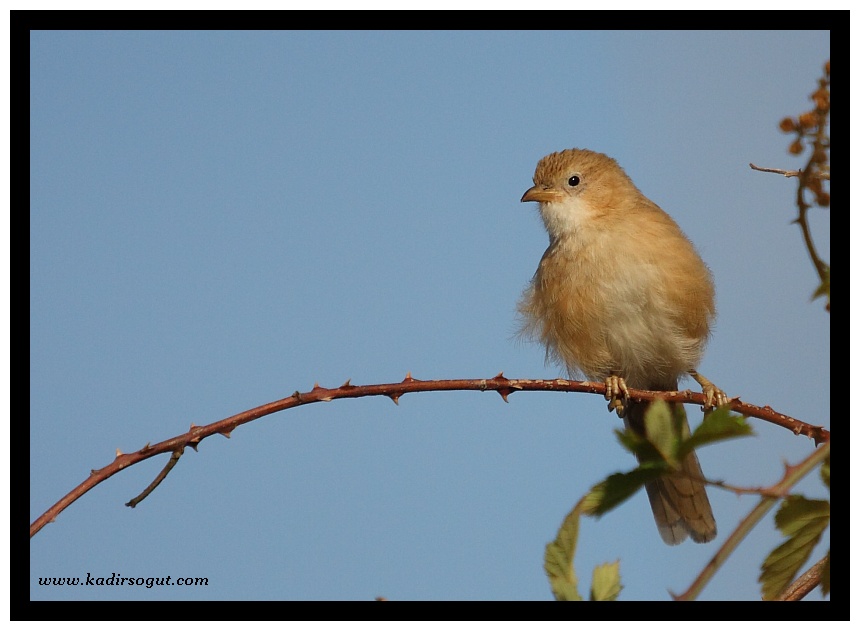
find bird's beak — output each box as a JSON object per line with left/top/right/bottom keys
{"left": 521, "top": 186, "right": 561, "bottom": 203}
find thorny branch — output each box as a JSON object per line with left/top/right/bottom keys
{"left": 30, "top": 373, "right": 829, "bottom": 538}
{"left": 672, "top": 441, "right": 830, "bottom": 601}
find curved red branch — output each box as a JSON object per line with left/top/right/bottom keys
{"left": 30, "top": 374, "right": 829, "bottom": 538}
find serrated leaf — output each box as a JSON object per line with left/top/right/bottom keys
{"left": 680, "top": 407, "right": 754, "bottom": 457}
{"left": 643, "top": 400, "right": 678, "bottom": 465}
{"left": 760, "top": 496, "right": 830, "bottom": 600}
{"left": 581, "top": 465, "right": 667, "bottom": 516}
{"left": 774, "top": 496, "right": 830, "bottom": 535}
{"left": 544, "top": 506, "right": 583, "bottom": 601}
{"left": 590, "top": 561, "right": 622, "bottom": 601}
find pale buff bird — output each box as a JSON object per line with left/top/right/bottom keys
{"left": 519, "top": 148, "right": 726, "bottom": 544}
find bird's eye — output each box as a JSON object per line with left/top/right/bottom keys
{"left": 568, "top": 176, "right": 581, "bottom": 187}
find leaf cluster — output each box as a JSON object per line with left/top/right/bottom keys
{"left": 545, "top": 402, "right": 752, "bottom": 601}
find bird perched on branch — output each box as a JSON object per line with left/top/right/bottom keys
{"left": 518, "top": 148, "right": 726, "bottom": 545}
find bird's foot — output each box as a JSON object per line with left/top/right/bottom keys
{"left": 689, "top": 370, "right": 728, "bottom": 410}
{"left": 605, "top": 374, "right": 629, "bottom": 418}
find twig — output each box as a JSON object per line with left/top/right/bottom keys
{"left": 749, "top": 163, "right": 801, "bottom": 178}
{"left": 774, "top": 555, "right": 828, "bottom": 601}
{"left": 125, "top": 447, "right": 185, "bottom": 508}
{"left": 795, "top": 164, "right": 830, "bottom": 286}
{"left": 706, "top": 479, "right": 792, "bottom": 499}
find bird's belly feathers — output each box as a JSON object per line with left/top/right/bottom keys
{"left": 519, "top": 240, "right": 710, "bottom": 390}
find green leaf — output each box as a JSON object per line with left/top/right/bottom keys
{"left": 774, "top": 495, "right": 830, "bottom": 534}
{"left": 680, "top": 407, "right": 754, "bottom": 457}
{"left": 759, "top": 496, "right": 831, "bottom": 600}
{"left": 590, "top": 561, "right": 622, "bottom": 601}
{"left": 545, "top": 502, "right": 626, "bottom": 601}
{"left": 613, "top": 427, "right": 662, "bottom": 464}
{"left": 643, "top": 399, "right": 678, "bottom": 465}
{"left": 614, "top": 427, "right": 644, "bottom": 454}
{"left": 581, "top": 465, "right": 667, "bottom": 516}
{"left": 544, "top": 505, "right": 583, "bottom": 601}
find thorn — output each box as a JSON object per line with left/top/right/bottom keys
{"left": 494, "top": 371, "right": 505, "bottom": 380}
{"left": 219, "top": 429, "right": 232, "bottom": 439}
{"left": 141, "top": 442, "right": 151, "bottom": 451}
{"left": 312, "top": 382, "right": 321, "bottom": 390}
{"left": 387, "top": 393, "right": 400, "bottom": 405}
{"left": 319, "top": 394, "right": 334, "bottom": 402}
{"left": 115, "top": 448, "right": 123, "bottom": 457}
{"left": 190, "top": 443, "right": 199, "bottom": 452}
{"left": 497, "top": 388, "right": 513, "bottom": 402}
{"left": 340, "top": 378, "right": 353, "bottom": 388}
{"left": 189, "top": 422, "right": 198, "bottom": 431}
{"left": 403, "top": 372, "right": 416, "bottom": 383}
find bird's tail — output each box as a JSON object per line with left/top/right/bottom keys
{"left": 625, "top": 399, "right": 717, "bottom": 545}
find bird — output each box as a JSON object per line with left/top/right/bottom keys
{"left": 517, "top": 148, "right": 726, "bottom": 545}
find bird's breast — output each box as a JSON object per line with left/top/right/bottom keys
{"left": 520, "top": 233, "right": 710, "bottom": 388}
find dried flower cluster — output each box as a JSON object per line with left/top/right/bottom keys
{"left": 779, "top": 59, "right": 830, "bottom": 208}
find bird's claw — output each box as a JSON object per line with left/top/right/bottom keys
{"left": 689, "top": 370, "right": 728, "bottom": 411}
{"left": 605, "top": 374, "right": 629, "bottom": 418}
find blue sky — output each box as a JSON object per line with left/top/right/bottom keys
{"left": 30, "top": 30, "right": 830, "bottom": 602}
